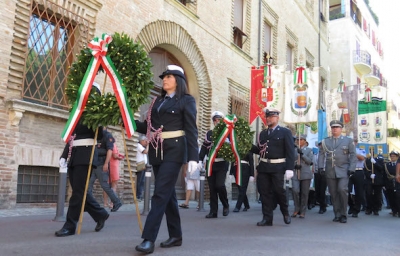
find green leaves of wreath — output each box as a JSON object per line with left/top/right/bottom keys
{"left": 212, "top": 116, "right": 254, "bottom": 162}
{"left": 65, "top": 32, "right": 154, "bottom": 130}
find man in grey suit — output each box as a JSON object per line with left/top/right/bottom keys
{"left": 291, "top": 134, "right": 314, "bottom": 218}
{"left": 318, "top": 120, "right": 356, "bottom": 223}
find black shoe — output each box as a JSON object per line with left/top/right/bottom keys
{"left": 283, "top": 215, "right": 291, "bottom": 224}
{"left": 348, "top": 208, "right": 353, "bottom": 215}
{"left": 135, "top": 240, "right": 155, "bottom": 254}
{"left": 243, "top": 207, "right": 250, "bottom": 212}
{"left": 365, "top": 210, "right": 372, "bottom": 215}
{"left": 308, "top": 205, "right": 312, "bottom": 210}
{"left": 340, "top": 215, "right": 347, "bottom": 223}
{"left": 95, "top": 213, "right": 109, "bottom": 232}
{"left": 332, "top": 217, "right": 340, "bottom": 222}
{"left": 160, "top": 237, "right": 182, "bottom": 248}
{"left": 55, "top": 228, "right": 75, "bottom": 237}
{"left": 257, "top": 219, "right": 272, "bottom": 226}
{"left": 110, "top": 202, "right": 122, "bottom": 212}
{"left": 223, "top": 207, "right": 229, "bottom": 216}
{"left": 233, "top": 208, "right": 240, "bottom": 212}
{"left": 318, "top": 208, "right": 326, "bottom": 214}
{"left": 205, "top": 212, "right": 217, "bottom": 218}
{"left": 351, "top": 213, "right": 358, "bottom": 218}
{"left": 373, "top": 211, "right": 379, "bottom": 216}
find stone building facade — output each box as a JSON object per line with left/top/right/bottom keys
{"left": 0, "top": 0, "right": 329, "bottom": 209}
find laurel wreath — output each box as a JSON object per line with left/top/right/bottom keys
{"left": 65, "top": 32, "right": 154, "bottom": 129}
{"left": 290, "top": 97, "right": 312, "bottom": 116}
{"left": 212, "top": 116, "right": 254, "bottom": 162}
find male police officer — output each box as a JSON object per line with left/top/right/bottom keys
{"left": 348, "top": 139, "right": 366, "bottom": 218}
{"left": 251, "top": 107, "right": 294, "bottom": 226}
{"left": 318, "top": 120, "right": 356, "bottom": 223}
{"left": 292, "top": 134, "right": 314, "bottom": 218}
{"left": 199, "top": 111, "right": 230, "bottom": 218}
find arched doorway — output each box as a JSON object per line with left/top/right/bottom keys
{"left": 136, "top": 20, "right": 213, "bottom": 199}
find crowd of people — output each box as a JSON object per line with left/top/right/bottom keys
{"left": 57, "top": 64, "right": 400, "bottom": 255}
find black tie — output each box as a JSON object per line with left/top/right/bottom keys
{"left": 157, "top": 96, "right": 171, "bottom": 112}
{"left": 268, "top": 128, "right": 272, "bottom": 135}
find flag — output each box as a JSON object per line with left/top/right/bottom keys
{"left": 318, "top": 109, "right": 327, "bottom": 142}
{"left": 249, "top": 67, "right": 266, "bottom": 125}
{"left": 357, "top": 86, "right": 387, "bottom": 154}
{"left": 283, "top": 67, "right": 319, "bottom": 123}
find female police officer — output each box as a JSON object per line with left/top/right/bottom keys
{"left": 134, "top": 65, "right": 199, "bottom": 254}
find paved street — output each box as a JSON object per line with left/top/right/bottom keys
{"left": 0, "top": 201, "right": 398, "bottom": 256}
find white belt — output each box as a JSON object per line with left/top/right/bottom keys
{"left": 73, "top": 139, "right": 95, "bottom": 147}
{"left": 205, "top": 156, "right": 225, "bottom": 162}
{"left": 355, "top": 168, "right": 363, "bottom": 170}
{"left": 240, "top": 160, "right": 249, "bottom": 164}
{"left": 160, "top": 130, "right": 185, "bottom": 139}
{"left": 260, "top": 158, "right": 286, "bottom": 164}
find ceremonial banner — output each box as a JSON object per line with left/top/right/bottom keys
{"left": 283, "top": 67, "right": 319, "bottom": 123}
{"left": 249, "top": 65, "right": 284, "bottom": 126}
{"left": 357, "top": 86, "right": 387, "bottom": 155}
{"left": 317, "top": 109, "right": 327, "bottom": 143}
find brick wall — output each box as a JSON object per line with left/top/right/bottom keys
{"left": 0, "top": 0, "right": 329, "bottom": 208}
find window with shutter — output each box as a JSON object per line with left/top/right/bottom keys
{"left": 363, "top": 18, "right": 367, "bottom": 31}
{"left": 372, "top": 30, "right": 376, "bottom": 46}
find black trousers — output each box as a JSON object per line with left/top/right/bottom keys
{"left": 396, "top": 190, "right": 400, "bottom": 215}
{"left": 63, "top": 165, "right": 108, "bottom": 231}
{"left": 235, "top": 170, "right": 250, "bottom": 209}
{"left": 257, "top": 171, "right": 288, "bottom": 221}
{"left": 314, "top": 172, "right": 327, "bottom": 210}
{"left": 386, "top": 188, "right": 398, "bottom": 215}
{"left": 365, "top": 184, "right": 383, "bottom": 212}
{"left": 142, "top": 161, "right": 182, "bottom": 242}
{"left": 207, "top": 162, "right": 229, "bottom": 214}
{"left": 348, "top": 170, "right": 365, "bottom": 214}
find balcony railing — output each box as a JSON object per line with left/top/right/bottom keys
{"left": 329, "top": 10, "right": 345, "bottom": 21}
{"left": 353, "top": 50, "right": 371, "bottom": 66}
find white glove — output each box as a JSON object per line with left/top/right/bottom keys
{"left": 188, "top": 161, "right": 198, "bottom": 174}
{"left": 371, "top": 158, "right": 376, "bottom": 164}
{"left": 370, "top": 174, "right": 376, "bottom": 179}
{"left": 285, "top": 170, "right": 294, "bottom": 180}
{"left": 59, "top": 158, "right": 67, "bottom": 168}
{"left": 249, "top": 176, "right": 255, "bottom": 182}
{"left": 197, "top": 161, "right": 203, "bottom": 171}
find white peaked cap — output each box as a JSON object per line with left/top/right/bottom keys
{"left": 211, "top": 111, "right": 224, "bottom": 120}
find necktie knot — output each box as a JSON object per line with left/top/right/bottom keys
{"left": 157, "top": 96, "right": 171, "bottom": 112}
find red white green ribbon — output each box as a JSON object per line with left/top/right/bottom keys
{"left": 365, "top": 87, "right": 372, "bottom": 102}
{"left": 264, "top": 64, "right": 272, "bottom": 84}
{"left": 62, "top": 33, "right": 136, "bottom": 142}
{"left": 294, "top": 66, "right": 307, "bottom": 84}
{"left": 206, "top": 114, "right": 242, "bottom": 186}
